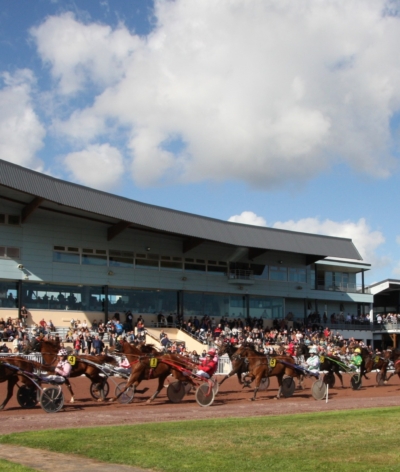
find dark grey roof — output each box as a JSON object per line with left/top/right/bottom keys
{"left": 0, "top": 159, "right": 362, "bottom": 260}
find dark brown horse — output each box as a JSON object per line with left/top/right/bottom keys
{"left": 108, "top": 346, "right": 198, "bottom": 404}
{"left": 30, "top": 339, "right": 117, "bottom": 402}
{"left": 0, "top": 356, "right": 42, "bottom": 410}
{"left": 234, "top": 345, "right": 300, "bottom": 401}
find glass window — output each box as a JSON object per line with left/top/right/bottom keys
{"left": 108, "top": 288, "right": 177, "bottom": 314}
{"left": 184, "top": 263, "right": 206, "bottom": 272}
{"left": 82, "top": 254, "right": 107, "bottom": 265}
{"left": 160, "top": 261, "right": 183, "bottom": 271}
{"left": 248, "top": 296, "right": 284, "bottom": 319}
{"left": 207, "top": 265, "right": 226, "bottom": 275}
{"left": 53, "top": 251, "right": 80, "bottom": 264}
{"left": 8, "top": 215, "right": 20, "bottom": 225}
{"left": 135, "top": 258, "right": 159, "bottom": 269}
{"left": 0, "top": 246, "right": 5, "bottom": 257}
{"left": 183, "top": 292, "right": 231, "bottom": 318}
{"left": 21, "top": 283, "right": 105, "bottom": 311}
{"left": 0, "top": 214, "right": 5, "bottom": 224}
{"left": 254, "top": 265, "right": 269, "bottom": 280}
{"left": 0, "top": 281, "right": 18, "bottom": 308}
{"left": 269, "top": 266, "right": 287, "bottom": 281}
{"left": 109, "top": 250, "right": 133, "bottom": 268}
{"left": 6, "top": 247, "right": 20, "bottom": 259}
{"left": 288, "top": 268, "right": 306, "bottom": 283}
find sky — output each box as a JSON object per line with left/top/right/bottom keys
{"left": 1, "top": 0, "right": 400, "bottom": 286}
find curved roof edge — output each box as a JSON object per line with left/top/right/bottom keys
{"left": 0, "top": 159, "right": 362, "bottom": 260}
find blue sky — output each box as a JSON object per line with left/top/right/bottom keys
{"left": 1, "top": 0, "right": 400, "bottom": 286}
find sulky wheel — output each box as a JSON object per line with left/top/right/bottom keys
{"left": 323, "top": 372, "right": 335, "bottom": 388}
{"left": 312, "top": 379, "right": 327, "bottom": 400}
{"left": 376, "top": 372, "right": 385, "bottom": 386}
{"left": 195, "top": 383, "right": 215, "bottom": 407}
{"left": 90, "top": 381, "right": 110, "bottom": 400}
{"left": 258, "top": 377, "right": 270, "bottom": 391}
{"left": 281, "top": 376, "right": 295, "bottom": 398}
{"left": 115, "top": 381, "right": 135, "bottom": 404}
{"left": 40, "top": 387, "right": 64, "bottom": 413}
{"left": 167, "top": 381, "right": 186, "bottom": 403}
{"left": 351, "top": 374, "right": 362, "bottom": 390}
{"left": 17, "top": 385, "right": 38, "bottom": 409}
{"left": 211, "top": 378, "right": 219, "bottom": 395}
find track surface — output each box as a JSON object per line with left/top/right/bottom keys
{"left": 1, "top": 373, "right": 400, "bottom": 434}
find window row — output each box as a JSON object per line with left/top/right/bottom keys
{"left": 0, "top": 214, "right": 20, "bottom": 226}
{"left": 0, "top": 281, "right": 284, "bottom": 319}
{"left": 0, "top": 246, "right": 21, "bottom": 259}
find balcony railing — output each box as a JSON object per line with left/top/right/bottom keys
{"left": 228, "top": 270, "right": 255, "bottom": 284}
{"left": 316, "top": 283, "right": 371, "bottom": 294}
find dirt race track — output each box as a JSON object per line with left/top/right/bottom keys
{"left": 1, "top": 372, "right": 400, "bottom": 435}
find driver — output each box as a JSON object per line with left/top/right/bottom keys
{"left": 44, "top": 349, "right": 72, "bottom": 382}
{"left": 349, "top": 348, "right": 363, "bottom": 371}
{"left": 196, "top": 349, "right": 218, "bottom": 379}
{"left": 305, "top": 347, "right": 320, "bottom": 372}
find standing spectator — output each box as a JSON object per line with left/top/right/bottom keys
{"left": 92, "top": 335, "right": 104, "bottom": 355}
{"left": 74, "top": 335, "right": 81, "bottom": 355}
{"left": 20, "top": 306, "right": 29, "bottom": 326}
{"left": 125, "top": 310, "right": 134, "bottom": 331}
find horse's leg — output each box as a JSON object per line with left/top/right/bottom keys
{"left": 146, "top": 374, "right": 168, "bottom": 404}
{"left": 63, "top": 378, "right": 75, "bottom": 403}
{"left": 297, "top": 374, "right": 304, "bottom": 390}
{"left": 218, "top": 374, "right": 229, "bottom": 386}
{"left": 276, "top": 375, "right": 283, "bottom": 399}
{"left": 109, "top": 375, "right": 138, "bottom": 402}
{"left": 250, "top": 374, "right": 262, "bottom": 401}
{"left": 0, "top": 378, "right": 17, "bottom": 410}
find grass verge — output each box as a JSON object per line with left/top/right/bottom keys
{"left": 1, "top": 408, "right": 400, "bottom": 471}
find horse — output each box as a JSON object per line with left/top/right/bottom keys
{"left": 27, "top": 339, "right": 117, "bottom": 402}
{"left": 233, "top": 345, "right": 301, "bottom": 401}
{"left": 363, "top": 352, "right": 389, "bottom": 385}
{"left": 108, "top": 346, "right": 198, "bottom": 404}
{"left": 217, "top": 342, "right": 247, "bottom": 387}
{"left": 0, "top": 356, "right": 43, "bottom": 410}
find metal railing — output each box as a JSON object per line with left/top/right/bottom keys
{"left": 228, "top": 269, "right": 254, "bottom": 281}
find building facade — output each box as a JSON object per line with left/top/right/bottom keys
{"left": 0, "top": 159, "right": 373, "bottom": 335}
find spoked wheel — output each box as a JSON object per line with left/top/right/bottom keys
{"left": 312, "top": 379, "right": 327, "bottom": 400}
{"left": 40, "top": 387, "right": 64, "bottom": 413}
{"left": 90, "top": 381, "right": 110, "bottom": 400}
{"left": 281, "top": 377, "right": 295, "bottom": 398}
{"left": 195, "top": 382, "right": 215, "bottom": 407}
{"left": 258, "top": 377, "right": 270, "bottom": 391}
{"left": 17, "top": 385, "right": 38, "bottom": 409}
{"left": 376, "top": 372, "right": 385, "bottom": 386}
{"left": 115, "top": 381, "right": 135, "bottom": 404}
{"left": 323, "top": 372, "right": 335, "bottom": 388}
{"left": 351, "top": 374, "right": 362, "bottom": 390}
{"left": 167, "top": 381, "right": 186, "bottom": 403}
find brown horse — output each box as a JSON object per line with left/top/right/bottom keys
{"left": 0, "top": 356, "right": 43, "bottom": 410}
{"left": 31, "top": 339, "right": 117, "bottom": 402}
{"left": 108, "top": 347, "right": 198, "bottom": 404}
{"left": 217, "top": 342, "right": 248, "bottom": 387}
{"left": 234, "top": 345, "right": 301, "bottom": 401}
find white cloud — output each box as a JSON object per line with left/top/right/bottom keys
{"left": 228, "top": 211, "right": 267, "bottom": 227}
{"left": 273, "top": 217, "right": 387, "bottom": 267}
{"left": 63, "top": 144, "right": 125, "bottom": 190}
{"left": 31, "top": 12, "right": 139, "bottom": 95}
{"left": 32, "top": 1, "right": 400, "bottom": 187}
{"left": 0, "top": 70, "right": 45, "bottom": 169}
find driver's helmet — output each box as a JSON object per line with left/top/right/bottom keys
{"left": 354, "top": 348, "right": 361, "bottom": 354}
{"left": 57, "top": 348, "right": 68, "bottom": 356}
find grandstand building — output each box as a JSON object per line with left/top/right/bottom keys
{"left": 0, "top": 158, "right": 393, "bottom": 347}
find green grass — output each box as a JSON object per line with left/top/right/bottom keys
{"left": 1, "top": 408, "right": 400, "bottom": 471}
{"left": 0, "top": 459, "right": 37, "bottom": 471}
